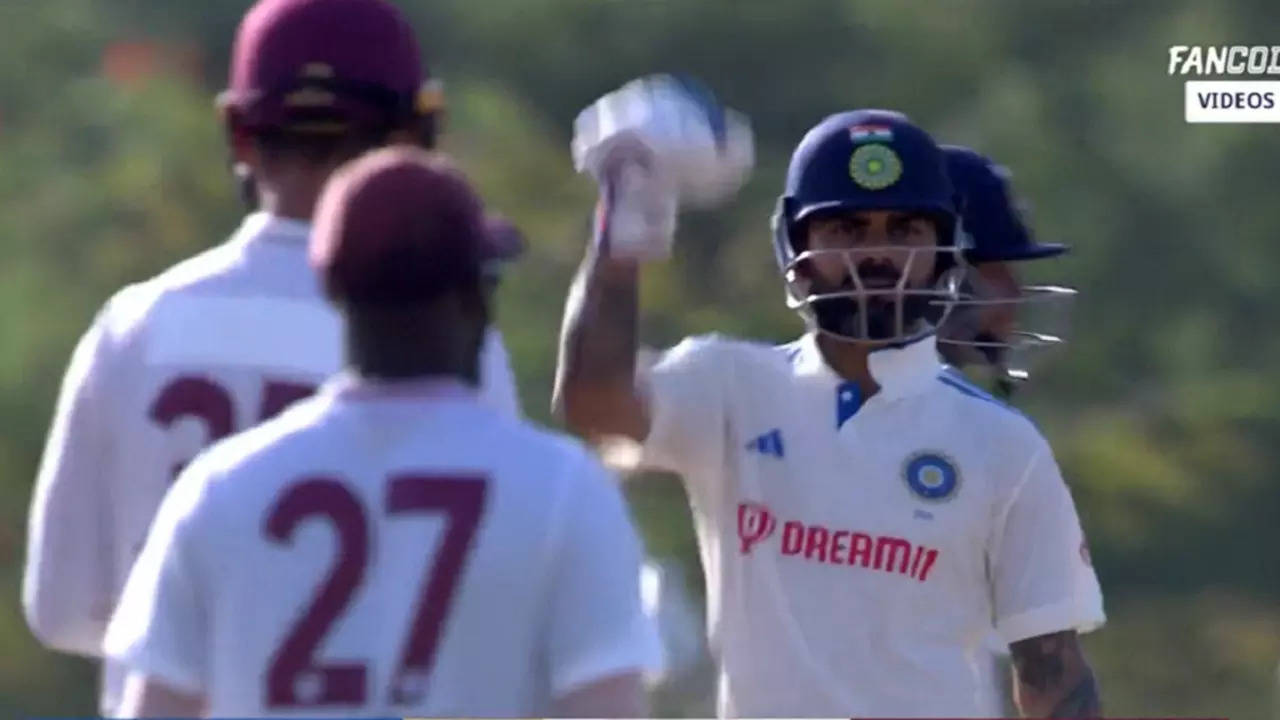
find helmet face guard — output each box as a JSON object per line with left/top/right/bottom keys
{"left": 937, "top": 274, "right": 1077, "bottom": 387}
{"left": 781, "top": 243, "right": 969, "bottom": 345}
{"left": 937, "top": 145, "right": 1077, "bottom": 388}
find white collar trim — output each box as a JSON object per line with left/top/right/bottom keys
{"left": 793, "top": 332, "right": 941, "bottom": 399}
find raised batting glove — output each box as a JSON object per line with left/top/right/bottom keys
{"left": 572, "top": 74, "right": 755, "bottom": 259}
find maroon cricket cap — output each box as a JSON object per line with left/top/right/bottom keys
{"left": 311, "top": 147, "right": 517, "bottom": 304}
{"left": 218, "top": 0, "right": 442, "bottom": 133}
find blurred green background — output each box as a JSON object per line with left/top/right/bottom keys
{"left": 2, "top": 1, "right": 1279, "bottom": 717}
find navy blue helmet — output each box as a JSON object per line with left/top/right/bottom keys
{"left": 944, "top": 145, "right": 1067, "bottom": 263}
{"left": 772, "top": 110, "right": 967, "bottom": 344}
{"left": 936, "top": 145, "right": 1076, "bottom": 396}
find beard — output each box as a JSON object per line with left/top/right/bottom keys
{"left": 810, "top": 293, "right": 937, "bottom": 340}
{"left": 807, "top": 261, "right": 944, "bottom": 341}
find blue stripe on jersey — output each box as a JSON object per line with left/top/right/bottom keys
{"left": 937, "top": 369, "right": 1026, "bottom": 419}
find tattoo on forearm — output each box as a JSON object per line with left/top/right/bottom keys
{"left": 1051, "top": 671, "right": 1101, "bottom": 718}
{"left": 553, "top": 225, "right": 644, "bottom": 437}
{"left": 565, "top": 248, "right": 639, "bottom": 383}
{"left": 587, "top": 254, "right": 639, "bottom": 374}
{"left": 1011, "top": 631, "right": 1068, "bottom": 692}
{"left": 1010, "top": 630, "right": 1102, "bottom": 718}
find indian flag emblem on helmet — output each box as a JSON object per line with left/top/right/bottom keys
{"left": 848, "top": 124, "right": 894, "bottom": 144}
{"left": 849, "top": 143, "right": 903, "bottom": 190}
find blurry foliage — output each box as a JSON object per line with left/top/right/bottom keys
{"left": 1, "top": 0, "right": 1278, "bottom": 716}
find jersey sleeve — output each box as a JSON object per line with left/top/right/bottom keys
{"left": 546, "top": 452, "right": 664, "bottom": 697}
{"left": 990, "top": 438, "right": 1106, "bottom": 645}
{"left": 102, "top": 462, "right": 211, "bottom": 694}
{"left": 479, "top": 328, "right": 522, "bottom": 418}
{"left": 638, "top": 334, "right": 729, "bottom": 478}
{"left": 22, "top": 309, "right": 119, "bottom": 657}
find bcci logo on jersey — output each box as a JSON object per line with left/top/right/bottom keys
{"left": 1170, "top": 45, "right": 1280, "bottom": 123}
{"left": 902, "top": 451, "right": 961, "bottom": 502}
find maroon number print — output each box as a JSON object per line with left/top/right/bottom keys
{"left": 264, "top": 478, "right": 370, "bottom": 708}
{"left": 259, "top": 381, "right": 318, "bottom": 421}
{"left": 385, "top": 475, "right": 488, "bottom": 705}
{"left": 148, "top": 376, "right": 234, "bottom": 480}
{"left": 150, "top": 378, "right": 317, "bottom": 482}
{"left": 261, "top": 474, "right": 490, "bottom": 709}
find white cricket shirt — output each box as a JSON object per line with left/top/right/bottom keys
{"left": 22, "top": 213, "right": 520, "bottom": 715}
{"left": 639, "top": 332, "right": 1104, "bottom": 718}
{"left": 103, "top": 377, "right": 661, "bottom": 717}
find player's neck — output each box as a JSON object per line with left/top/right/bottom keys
{"left": 347, "top": 348, "right": 480, "bottom": 385}
{"left": 815, "top": 333, "right": 881, "bottom": 398}
{"left": 343, "top": 310, "right": 481, "bottom": 385}
{"left": 254, "top": 182, "right": 322, "bottom": 223}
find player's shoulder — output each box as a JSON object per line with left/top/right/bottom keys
{"left": 97, "top": 241, "right": 245, "bottom": 340}
{"left": 654, "top": 331, "right": 796, "bottom": 372}
{"left": 932, "top": 365, "right": 1048, "bottom": 448}
{"left": 186, "top": 393, "right": 332, "bottom": 490}
{"left": 494, "top": 413, "right": 608, "bottom": 480}
{"left": 499, "top": 419, "right": 630, "bottom": 525}
{"left": 153, "top": 399, "right": 327, "bottom": 543}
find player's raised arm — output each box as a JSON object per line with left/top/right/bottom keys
{"left": 23, "top": 308, "right": 118, "bottom": 656}
{"left": 552, "top": 182, "right": 647, "bottom": 441}
{"left": 553, "top": 75, "right": 753, "bottom": 443}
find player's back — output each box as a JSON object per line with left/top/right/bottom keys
{"left": 183, "top": 381, "right": 613, "bottom": 717}
{"left": 62, "top": 212, "right": 514, "bottom": 613}
{"left": 21, "top": 213, "right": 339, "bottom": 710}
{"left": 98, "top": 214, "right": 334, "bottom": 582}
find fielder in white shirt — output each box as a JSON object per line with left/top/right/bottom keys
{"left": 22, "top": 1, "right": 520, "bottom": 714}
{"left": 555, "top": 77, "right": 1104, "bottom": 718}
{"left": 104, "top": 147, "right": 661, "bottom": 718}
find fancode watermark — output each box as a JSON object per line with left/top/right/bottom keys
{"left": 1171, "top": 45, "right": 1280, "bottom": 122}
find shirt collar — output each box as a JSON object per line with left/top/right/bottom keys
{"left": 792, "top": 332, "right": 942, "bottom": 401}
{"left": 324, "top": 370, "right": 479, "bottom": 404}
{"left": 233, "top": 212, "right": 312, "bottom": 247}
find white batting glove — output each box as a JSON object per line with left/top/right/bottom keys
{"left": 572, "top": 74, "right": 755, "bottom": 260}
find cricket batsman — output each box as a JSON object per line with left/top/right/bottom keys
{"left": 554, "top": 75, "right": 1105, "bottom": 718}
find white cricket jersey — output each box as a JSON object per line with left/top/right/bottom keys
{"left": 103, "top": 377, "right": 661, "bottom": 717}
{"left": 639, "top": 332, "right": 1105, "bottom": 718}
{"left": 22, "top": 213, "right": 521, "bottom": 716}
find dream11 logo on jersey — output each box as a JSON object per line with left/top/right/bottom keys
{"left": 1170, "top": 45, "right": 1280, "bottom": 123}
{"left": 736, "top": 502, "right": 940, "bottom": 582}
{"left": 737, "top": 502, "right": 778, "bottom": 554}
